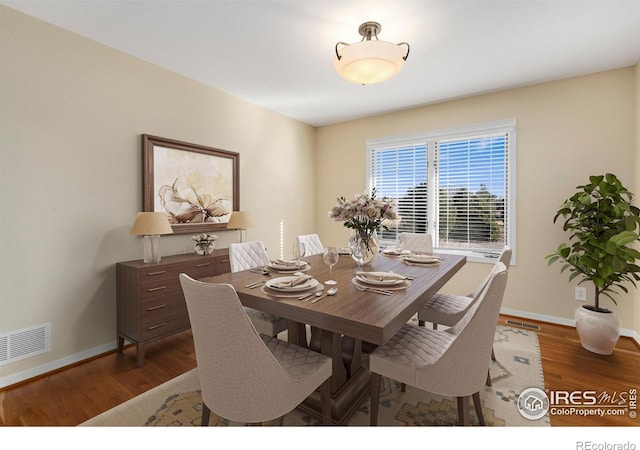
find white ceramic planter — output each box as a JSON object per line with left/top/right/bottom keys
{"left": 574, "top": 305, "right": 621, "bottom": 355}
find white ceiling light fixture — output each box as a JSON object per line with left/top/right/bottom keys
{"left": 334, "top": 21, "right": 410, "bottom": 85}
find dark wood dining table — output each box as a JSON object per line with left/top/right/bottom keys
{"left": 203, "top": 251, "right": 466, "bottom": 424}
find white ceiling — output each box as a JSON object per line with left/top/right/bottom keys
{"left": 3, "top": 0, "right": 640, "bottom": 127}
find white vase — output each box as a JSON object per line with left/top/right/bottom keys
{"left": 574, "top": 305, "right": 621, "bottom": 355}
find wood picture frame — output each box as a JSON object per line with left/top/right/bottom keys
{"left": 142, "top": 134, "right": 239, "bottom": 234}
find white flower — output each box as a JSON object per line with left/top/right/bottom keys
{"left": 192, "top": 233, "right": 218, "bottom": 244}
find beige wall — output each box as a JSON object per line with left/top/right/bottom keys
{"left": 1, "top": 5, "right": 638, "bottom": 386}
{"left": 316, "top": 67, "right": 638, "bottom": 334}
{"left": 0, "top": 6, "right": 315, "bottom": 384}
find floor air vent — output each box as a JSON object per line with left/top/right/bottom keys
{"left": 505, "top": 319, "right": 541, "bottom": 331}
{"left": 0, "top": 323, "right": 51, "bottom": 367}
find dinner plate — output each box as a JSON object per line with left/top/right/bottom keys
{"left": 382, "top": 248, "right": 411, "bottom": 256}
{"left": 265, "top": 276, "right": 318, "bottom": 292}
{"left": 337, "top": 247, "right": 351, "bottom": 255}
{"left": 351, "top": 277, "right": 411, "bottom": 291}
{"left": 356, "top": 272, "right": 406, "bottom": 286}
{"left": 403, "top": 255, "right": 442, "bottom": 264}
{"left": 269, "top": 260, "right": 309, "bottom": 271}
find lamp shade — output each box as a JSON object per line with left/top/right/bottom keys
{"left": 227, "top": 211, "right": 255, "bottom": 229}
{"left": 334, "top": 40, "right": 407, "bottom": 85}
{"left": 130, "top": 212, "right": 173, "bottom": 236}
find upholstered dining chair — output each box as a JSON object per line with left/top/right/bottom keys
{"left": 398, "top": 232, "right": 433, "bottom": 253}
{"left": 369, "top": 262, "right": 508, "bottom": 426}
{"left": 296, "top": 233, "right": 324, "bottom": 256}
{"left": 179, "top": 274, "right": 332, "bottom": 425}
{"left": 417, "top": 247, "right": 512, "bottom": 329}
{"left": 228, "top": 241, "right": 288, "bottom": 337}
{"left": 417, "top": 246, "right": 511, "bottom": 386}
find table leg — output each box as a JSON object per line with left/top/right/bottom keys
{"left": 299, "top": 329, "right": 370, "bottom": 424}
{"left": 287, "top": 320, "right": 308, "bottom": 347}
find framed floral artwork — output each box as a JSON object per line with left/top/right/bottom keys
{"left": 142, "top": 134, "right": 239, "bottom": 234}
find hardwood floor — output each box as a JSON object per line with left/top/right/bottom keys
{"left": 0, "top": 315, "right": 638, "bottom": 426}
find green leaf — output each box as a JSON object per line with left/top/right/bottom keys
{"left": 609, "top": 231, "right": 638, "bottom": 246}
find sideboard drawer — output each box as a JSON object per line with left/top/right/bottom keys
{"left": 116, "top": 249, "right": 230, "bottom": 367}
{"left": 140, "top": 304, "right": 190, "bottom": 340}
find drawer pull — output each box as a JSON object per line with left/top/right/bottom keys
{"left": 148, "top": 323, "right": 167, "bottom": 330}
{"left": 147, "top": 286, "right": 167, "bottom": 292}
{"left": 147, "top": 270, "right": 167, "bottom": 276}
{"left": 147, "top": 304, "right": 167, "bottom": 311}
{"left": 196, "top": 262, "right": 211, "bottom": 267}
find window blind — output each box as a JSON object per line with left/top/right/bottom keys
{"left": 367, "top": 119, "right": 515, "bottom": 262}
{"left": 435, "top": 133, "right": 509, "bottom": 253}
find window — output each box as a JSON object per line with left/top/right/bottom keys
{"left": 367, "top": 119, "right": 515, "bottom": 263}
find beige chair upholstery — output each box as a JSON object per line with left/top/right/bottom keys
{"left": 179, "top": 274, "right": 332, "bottom": 425}
{"left": 229, "top": 240, "right": 271, "bottom": 272}
{"left": 417, "top": 247, "right": 511, "bottom": 386}
{"left": 417, "top": 247, "right": 512, "bottom": 329}
{"left": 398, "top": 232, "right": 433, "bottom": 253}
{"left": 369, "top": 262, "right": 509, "bottom": 426}
{"left": 297, "top": 234, "right": 324, "bottom": 256}
{"left": 228, "top": 241, "right": 288, "bottom": 336}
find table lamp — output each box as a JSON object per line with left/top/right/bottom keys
{"left": 130, "top": 212, "right": 173, "bottom": 263}
{"left": 226, "top": 211, "right": 254, "bottom": 243}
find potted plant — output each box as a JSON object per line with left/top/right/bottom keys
{"left": 546, "top": 173, "right": 640, "bottom": 354}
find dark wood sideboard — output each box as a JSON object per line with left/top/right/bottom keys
{"left": 116, "top": 249, "right": 230, "bottom": 367}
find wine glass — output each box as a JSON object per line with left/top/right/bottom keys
{"left": 292, "top": 242, "right": 305, "bottom": 274}
{"left": 323, "top": 247, "right": 339, "bottom": 285}
{"left": 396, "top": 233, "right": 404, "bottom": 252}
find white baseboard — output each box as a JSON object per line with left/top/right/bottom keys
{"left": 0, "top": 341, "right": 117, "bottom": 390}
{"left": 500, "top": 307, "right": 640, "bottom": 346}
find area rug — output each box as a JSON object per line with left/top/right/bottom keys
{"left": 80, "top": 325, "right": 549, "bottom": 427}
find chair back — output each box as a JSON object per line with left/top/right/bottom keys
{"left": 469, "top": 246, "right": 512, "bottom": 299}
{"left": 424, "top": 262, "right": 508, "bottom": 396}
{"left": 297, "top": 234, "right": 324, "bottom": 256}
{"left": 179, "top": 274, "right": 324, "bottom": 422}
{"left": 229, "top": 240, "right": 271, "bottom": 272}
{"left": 398, "top": 232, "right": 433, "bottom": 253}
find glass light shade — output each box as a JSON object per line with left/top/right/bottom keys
{"left": 335, "top": 40, "right": 406, "bottom": 85}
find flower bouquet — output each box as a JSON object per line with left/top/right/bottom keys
{"left": 328, "top": 188, "right": 400, "bottom": 263}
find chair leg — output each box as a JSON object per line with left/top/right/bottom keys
{"left": 491, "top": 346, "right": 496, "bottom": 361}
{"left": 201, "top": 402, "right": 211, "bottom": 426}
{"left": 320, "top": 378, "right": 332, "bottom": 425}
{"left": 456, "top": 396, "right": 471, "bottom": 426}
{"left": 432, "top": 323, "right": 438, "bottom": 330}
{"left": 486, "top": 369, "right": 492, "bottom": 386}
{"left": 370, "top": 372, "right": 381, "bottom": 426}
{"left": 472, "top": 392, "right": 485, "bottom": 426}
{"left": 400, "top": 382, "right": 407, "bottom": 392}
{"left": 418, "top": 319, "right": 425, "bottom": 327}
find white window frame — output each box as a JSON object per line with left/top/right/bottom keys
{"left": 366, "top": 119, "right": 516, "bottom": 264}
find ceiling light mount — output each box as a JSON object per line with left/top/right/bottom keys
{"left": 358, "top": 21, "right": 382, "bottom": 40}
{"left": 335, "top": 21, "right": 410, "bottom": 85}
